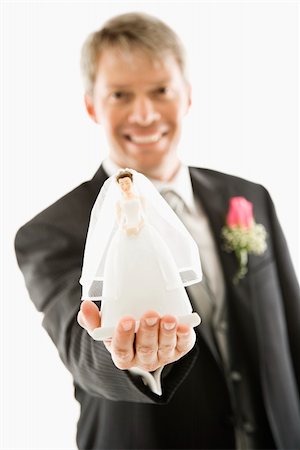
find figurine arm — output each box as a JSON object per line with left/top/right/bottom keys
{"left": 140, "top": 195, "right": 146, "bottom": 211}
{"left": 116, "top": 201, "right": 132, "bottom": 234}
{"left": 138, "top": 196, "right": 146, "bottom": 230}
{"left": 116, "top": 201, "right": 122, "bottom": 224}
{"left": 123, "top": 196, "right": 145, "bottom": 235}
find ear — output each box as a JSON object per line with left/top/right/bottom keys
{"left": 183, "top": 82, "right": 192, "bottom": 116}
{"left": 186, "top": 82, "right": 192, "bottom": 111}
{"left": 84, "top": 94, "right": 100, "bottom": 124}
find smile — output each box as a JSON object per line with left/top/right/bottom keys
{"left": 124, "top": 132, "right": 167, "bottom": 144}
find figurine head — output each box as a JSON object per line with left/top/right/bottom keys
{"left": 116, "top": 170, "right": 134, "bottom": 194}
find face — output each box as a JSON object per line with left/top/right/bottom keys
{"left": 118, "top": 176, "right": 132, "bottom": 194}
{"left": 85, "top": 48, "right": 191, "bottom": 180}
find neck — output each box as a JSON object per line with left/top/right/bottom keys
{"left": 111, "top": 155, "right": 181, "bottom": 183}
{"left": 122, "top": 191, "right": 134, "bottom": 199}
{"left": 142, "top": 159, "right": 181, "bottom": 182}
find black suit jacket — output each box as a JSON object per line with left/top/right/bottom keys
{"left": 15, "top": 166, "right": 300, "bottom": 449}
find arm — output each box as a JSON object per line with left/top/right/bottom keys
{"left": 15, "top": 219, "right": 199, "bottom": 403}
{"left": 265, "top": 189, "right": 300, "bottom": 388}
{"left": 121, "top": 196, "right": 145, "bottom": 236}
{"left": 115, "top": 201, "right": 122, "bottom": 225}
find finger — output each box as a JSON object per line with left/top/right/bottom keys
{"left": 175, "top": 325, "right": 196, "bottom": 355}
{"left": 158, "top": 315, "right": 177, "bottom": 364}
{"left": 80, "top": 300, "right": 101, "bottom": 331}
{"left": 111, "top": 316, "right": 135, "bottom": 370}
{"left": 77, "top": 310, "right": 86, "bottom": 328}
{"left": 103, "top": 338, "right": 112, "bottom": 353}
{"left": 135, "top": 311, "right": 160, "bottom": 371}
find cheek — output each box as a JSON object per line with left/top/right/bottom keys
{"left": 104, "top": 112, "right": 126, "bottom": 138}
{"left": 164, "top": 100, "right": 187, "bottom": 124}
{"left": 102, "top": 113, "right": 116, "bottom": 130}
{"left": 97, "top": 104, "right": 118, "bottom": 127}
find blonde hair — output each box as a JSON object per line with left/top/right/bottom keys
{"left": 80, "top": 12, "right": 187, "bottom": 95}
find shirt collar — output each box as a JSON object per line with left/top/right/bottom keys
{"left": 102, "top": 157, "right": 195, "bottom": 212}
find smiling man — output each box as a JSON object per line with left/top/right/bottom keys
{"left": 15, "top": 12, "right": 300, "bottom": 450}
{"left": 83, "top": 38, "right": 191, "bottom": 181}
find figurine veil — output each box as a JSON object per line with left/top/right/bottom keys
{"left": 80, "top": 169, "right": 202, "bottom": 340}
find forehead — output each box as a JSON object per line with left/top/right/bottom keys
{"left": 94, "top": 48, "right": 184, "bottom": 89}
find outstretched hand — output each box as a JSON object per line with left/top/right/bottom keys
{"left": 77, "top": 300, "right": 196, "bottom": 372}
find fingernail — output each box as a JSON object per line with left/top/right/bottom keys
{"left": 121, "top": 320, "right": 133, "bottom": 331}
{"left": 177, "top": 330, "right": 190, "bottom": 336}
{"left": 163, "top": 322, "right": 176, "bottom": 330}
{"left": 145, "top": 317, "right": 158, "bottom": 326}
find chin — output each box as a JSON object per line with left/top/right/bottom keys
{"left": 134, "top": 155, "right": 164, "bottom": 172}
{"left": 112, "top": 143, "right": 175, "bottom": 174}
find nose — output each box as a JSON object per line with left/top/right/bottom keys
{"left": 128, "top": 96, "right": 161, "bottom": 126}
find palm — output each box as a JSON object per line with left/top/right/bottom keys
{"left": 77, "top": 300, "right": 195, "bottom": 371}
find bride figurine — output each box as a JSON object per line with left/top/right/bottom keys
{"left": 80, "top": 168, "right": 202, "bottom": 340}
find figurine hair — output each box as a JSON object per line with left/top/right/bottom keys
{"left": 80, "top": 12, "right": 187, "bottom": 95}
{"left": 116, "top": 170, "right": 134, "bottom": 183}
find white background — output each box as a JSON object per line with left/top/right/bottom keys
{"left": 1, "top": 1, "right": 299, "bottom": 449}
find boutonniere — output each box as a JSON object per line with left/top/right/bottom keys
{"left": 221, "top": 197, "right": 267, "bottom": 284}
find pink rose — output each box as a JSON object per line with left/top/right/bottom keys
{"left": 226, "top": 197, "right": 254, "bottom": 228}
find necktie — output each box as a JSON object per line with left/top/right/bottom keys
{"left": 160, "top": 189, "right": 215, "bottom": 322}
{"left": 160, "top": 188, "right": 229, "bottom": 366}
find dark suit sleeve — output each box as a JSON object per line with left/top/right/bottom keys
{"left": 15, "top": 219, "right": 199, "bottom": 404}
{"left": 265, "top": 189, "right": 300, "bottom": 389}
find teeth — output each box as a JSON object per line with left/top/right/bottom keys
{"left": 129, "top": 134, "right": 161, "bottom": 144}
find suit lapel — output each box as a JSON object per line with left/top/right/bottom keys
{"left": 189, "top": 167, "right": 238, "bottom": 285}
{"left": 187, "top": 168, "right": 235, "bottom": 368}
{"left": 189, "top": 168, "right": 266, "bottom": 330}
{"left": 187, "top": 283, "right": 224, "bottom": 369}
{"left": 89, "top": 164, "right": 110, "bottom": 197}
{"left": 189, "top": 168, "right": 274, "bottom": 382}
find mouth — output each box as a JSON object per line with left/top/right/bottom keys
{"left": 124, "top": 131, "right": 168, "bottom": 145}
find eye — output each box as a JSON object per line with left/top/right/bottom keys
{"left": 112, "top": 91, "right": 125, "bottom": 100}
{"left": 153, "top": 86, "right": 173, "bottom": 99}
{"left": 156, "top": 86, "right": 168, "bottom": 95}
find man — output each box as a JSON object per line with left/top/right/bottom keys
{"left": 15, "top": 12, "right": 300, "bottom": 450}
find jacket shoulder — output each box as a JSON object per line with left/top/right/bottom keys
{"left": 190, "top": 166, "right": 269, "bottom": 196}
{"left": 15, "top": 178, "right": 102, "bottom": 247}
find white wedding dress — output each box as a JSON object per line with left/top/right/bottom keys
{"left": 100, "top": 196, "right": 194, "bottom": 330}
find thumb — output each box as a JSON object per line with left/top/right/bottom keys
{"left": 79, "top": 300, "right": 101, "bottom": 331}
